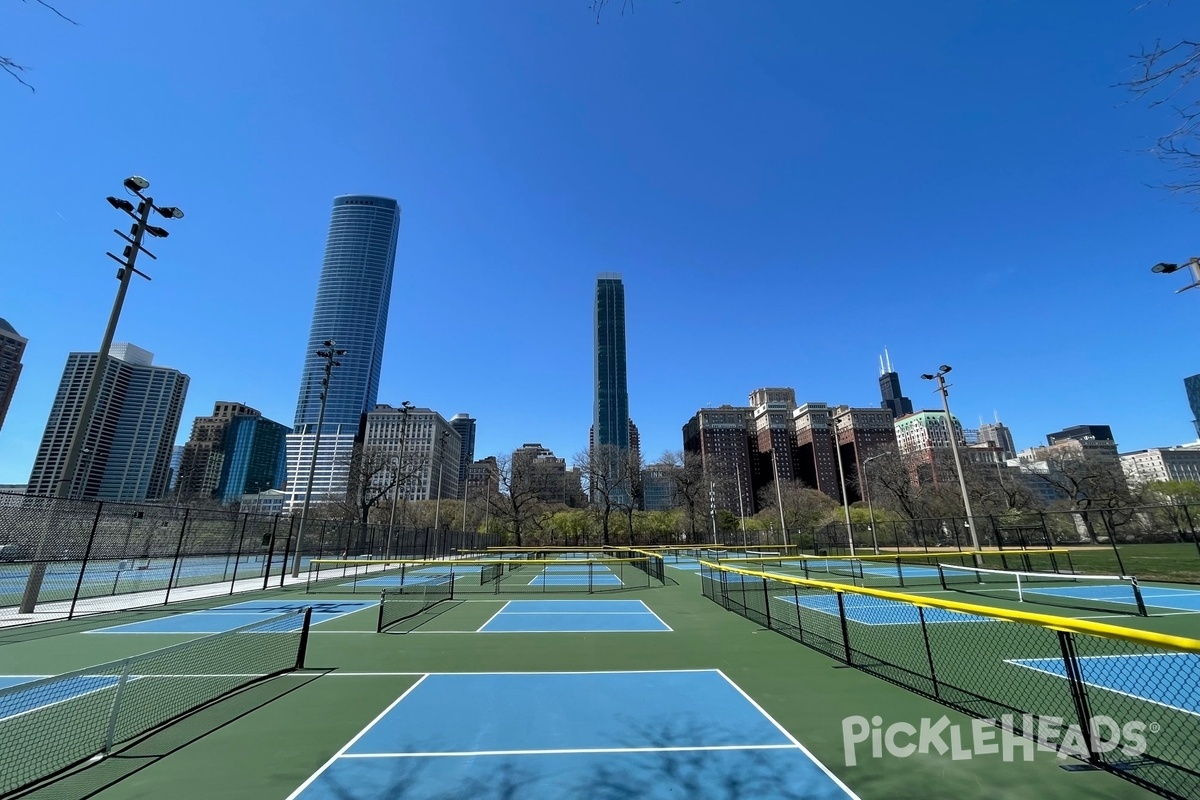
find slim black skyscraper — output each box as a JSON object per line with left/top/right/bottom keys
{"left": 594, "top": 274, "right": 629, "bottom": 451}
{"left": 449, "top": 413, "right": 476, "bottom": 499}
{"left": 878, "top": 350, "right": 913, "bottom": 419}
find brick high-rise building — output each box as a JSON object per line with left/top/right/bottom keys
{"left": 682, "top": 405, "right": 756, "bottom": 514}
{"left": 830, "top": 405, "right": 898, "bottom": 503}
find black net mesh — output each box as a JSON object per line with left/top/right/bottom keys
{"left": 0, "top": 608, "right": 307, "bottom": 796}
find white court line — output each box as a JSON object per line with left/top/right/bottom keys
{"left": 475, "top": 600, "right": 511, "bottom": 632}
{"left": 285, "top": 673, "right": 430, "bottom": 800}
{"left": 1078, "top": 610, "right": 1200, "bottom": 620}
{"left": 1004, "top": 658, "right": 1200, "bottom": 719}
{"left": 339, "top": 743, "right": 799, "bottom": 759}
{"left": 637, "top": 599, "right": 674, "bottom": 632}
{"left": 474, "top": 629, "right": 669, "bottom": 634}
{"left": 715, "top": 669, "right": 861, "bottom": 799}
{"left": 498, "top": 611, "right": 657, "bottom": 616}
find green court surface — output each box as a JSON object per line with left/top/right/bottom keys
{"left": 2, "top": 566, "right": 1186, "bottom": 799}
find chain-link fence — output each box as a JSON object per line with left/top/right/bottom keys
{"left": 700, "top": 560, "right": 1200, "bottom": 800}
{"left": 0, "top": 492, "right": 499, "bottom": 620}
{"left": 800, "top": 505, "right": 1200, "bottom": 583}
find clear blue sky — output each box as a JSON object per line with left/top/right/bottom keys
{"left": 1, "top": 0, "right": 1197, "bottom": 485}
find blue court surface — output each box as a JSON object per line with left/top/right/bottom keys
{"left": 344, "top": 572, "right": 463, "bottom": 588}
{"left": 84, "top": 600, "right": 375, "bottom": 634}
{"left": 0, "top": 675, "right": 123, "bottom": 722}
{"left": 1024, "top": 584, "right": 1200, "bottom": 613}
{"left": 1008, "top": 653, "right": 1200, "bottom": 715}
{"left": 287, "top": 670, "right": 856, "bottom": 800}
{"left": 527, "top": 572, "right": 623, "bottom": 587}
{"left": 778, "top": 593, "right": 993, "bottom": 626}
{"left": 477, "top": 599, "right": 671, "bottom": 632}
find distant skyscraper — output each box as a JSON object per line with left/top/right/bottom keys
{"left": 178, "top": 402, "right": 261, "bottom": 498}
{"left": 217, "top": 415, "right": 290, "bottom": 504}
{"left": 878, "top": 350, "right": 913, "bottom": 419}
{"left": 449, "top": 413, "right": 477, "bottom": 500}
{"left": 294, "top": 195, "right": 400, "bottom": 429}
{"left": 0, "top": 318, "right": 27, "bottom": 433}
{"left": 286, "top": 195, "right": 400, "bottom": 511}
{"left": 27, "top": 344, "right": 188, "bottom": 501}
{"left": 1186, "top": 374, "right": 1200, "bottom": 438}
{"left": 594, "top": 274, "right": 629, "bottom": 452}
{"left": 979, "top": 420, "right": 1016, "bottom": 460}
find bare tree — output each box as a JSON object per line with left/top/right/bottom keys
{"left": 657, "top": 450, "right": 707, "bottom": 541}
{"left": 575, "top": 443, "right": 635, "bottom": 546}
{"left": 5, "top": 1, "right": 78, "bottom": 91}
{"left": 1025, "top": 448, "right": 1136, "bottom": 543}
{"left": 1125, "top": 19, "right": 1200, "bottom": 198}
{"left": 489, "top": 452, "right": 545, "bottom": 547}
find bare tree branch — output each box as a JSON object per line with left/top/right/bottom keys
{"left": 5, "top": 0, "right": 80, "bottom": 91}
{"left": 1123, "top": 31, "right": 1200, "bottom": 198}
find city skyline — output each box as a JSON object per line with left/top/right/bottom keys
{"left": 2, "top": 2, "right": 1199, "bottom": 485}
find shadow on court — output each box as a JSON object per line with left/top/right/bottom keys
{"left": 13, "top": 671, "right": 328, "bottom": 800}
{"left": 303, "top": 717, "right": 825, "bottom": 800}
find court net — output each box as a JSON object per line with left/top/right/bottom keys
{"left": 377, "top": 577, "right": 454, "bottom": 632}
{"left": 937, "top": 563, "right": 1149, "bottom": 616}
{"left": 0, "top": 608, "right": 309, "bottom": 797}
{"left": 306, "top": 556, "right": 662, "bottom": 595}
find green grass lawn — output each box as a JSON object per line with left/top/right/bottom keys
{"left": 1059, "top": 542, "right": 1200, "bottom": 583}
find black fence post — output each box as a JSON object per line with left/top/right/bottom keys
{"left": 1102, "top": 510, "right": 1127, "bottom": 575}
{"left": 1057, "top": 631, "right": 1101, "bottom": 765}
{"left": 67, "top": 501, "right": 106, "bottom": 620}
{"left": 278, "top": 517, "right": 296, "bottom": 588}
{"left": 917, "top": 606, "right": 940, "bottom": 700}
{"left": 263, "top": 515, "right": 280, "bottom": 591}
{"left": 1183, "top": 504, "right": 1200, "bottom": 559}
{"left": 163, "top": 508, "right": 190, "bottom": 606}
{"left": 229, "top": 514, "right": 249, "bottom": 596}
{"left": 835, "top": 592, "right": 853, "bottom": 665}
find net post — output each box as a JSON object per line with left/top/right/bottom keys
{"left": 67, "top": 502, "right": 105, "bottom": 620}
{"left": 916, "top": 606, "right": 941, "bottom": 700}
{"left": 895, "top": 557, "right": 905, "bottom": 588}
{"left": 377, "top": 590, "right": 386, "bottom": 633}
{"left": 1057, "top": 630, "right": 1101, "bottom": 765}
{"left": 1015, "top": 573, "right": 1024, "bottom": 604}
{"left": 937, "top": 563, "right": 949, "bottom": 591}
{"left": 102, "top": 659, "right": 133, "bottom": 755}
{"left": 588, "top": 560, "right": 594, "bottom": 594}
{"left": 835, "top": 592, "right": 853, "bottom": 665}
{"left": 1131, "top": 577, "right": 1148, "bottom": 617}
{"left": 761, "top": 577, "right": 772, "bottom": 628}
{"left": 296, "top": 607, "right": 313, "bottom": 669}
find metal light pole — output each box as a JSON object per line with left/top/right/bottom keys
{"left": 861, "top": 453, "right": 888, "bottom": 555}
{"left": 734, "top": 461, "right": 747, "bottom": 548}
{"left": 832, "top": 416, "right": 856, "bottom": 557}
{"left": 291, "top": 340, "right": 346, "bottom": 578}
{"left": 21, "top": 176, "right": 183, "bottom": 615}
{"left": 433, "top": 430, "right": 450, "bottom": 531}
{"left": 1151, "top": 258, "right": 1200, "bottom": 294}
{"left": 921, "top": 365, "right": 982, "bottom": 565}
{"left": 771, "top": 448, "right": 786, "bottom": 544}
{"left": 709, "top": 482, "right": 718, "bottom": 545}
{"left": 385, "top": 401, "right": 413, "bottom": 560}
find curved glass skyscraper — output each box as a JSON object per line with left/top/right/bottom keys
{"left": 294, "top": 195, "right": 400, "bottom": 429}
